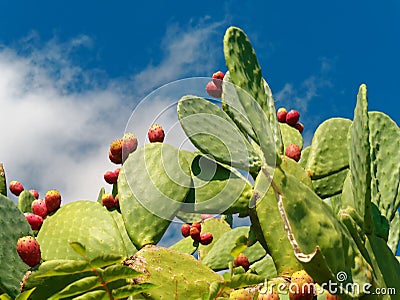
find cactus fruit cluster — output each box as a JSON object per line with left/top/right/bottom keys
{"left": 0, "top": 26, "right": 399, "bottom": 299}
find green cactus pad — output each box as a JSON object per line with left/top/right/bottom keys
{"left": 123, "top": 245, "right": 222, "bottom": 299}
{"left": 17, "top": 190, "right": 35, "bottom": 213}
{"left": 298, "top": 145, "right": 310, "bottom": 169}
{"left": 252, "top": 171, "right": 303, "bottom": 276}
{"left": 223, "top": 26, "right": 283, "bottom": 162}
{"left": 312, "top": 169, "right": 349, "bottom": 199}
{"left": 222, "top": 71, "right": 257, "bottom": 142}
{"left": 269, "top": 167, "right": 373, "bottom": 297}
{"left": 388, "top": 211, "right": 400, "bottom": 255}
{"left": 280, "top": 156, "right": 312, "bottom": 188}
{"left": 189, "top": 154, "right": 253, "bottom": 215}
{"left": 369, "top": 111, "right": 400, "bottom": 221}
{"left": 110, "top": 210, "right": 137, "bottom": 256}
{"left": 306, "top": 118, "right": 352, "bottom": 179}
{"left": 177, "top": 95, "right": 261, "bottom": 173}
{"left": 201, "top": 226, "right": 266, "bottom": 271}
{"left": 37, "top": 200, "right": 127, "bottom": 260}
{"left": 198, "top": 218, "right": 231, "bottom": 260}
{"left": 169, "top": 236, "right": 198, "bottom": 255}
{"left": 349, "top": 84, "right": 372, "bottom": 233}
{"left": 119, "top": 143, "right": 191, "bottom": 248}
{"left": 280, "top": 123, "right": 303, "bottom": 152}
{"left": 0, "top": 164, "right": 6, "bottom": 197}
{"left": 0, "top": 194, "right": 33, "bottom": 298}
{"left": 249, "top": 255, "right": 277, "bottom": 279}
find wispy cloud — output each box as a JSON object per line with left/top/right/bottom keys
{"left": 0, "top": 19, "right": 226, "bottom": 205}
{"left": 274, "top": 57, "right": 335, "bottom": 113}
{"left": 133, "top": 19, "right": 225, "bottom": 96}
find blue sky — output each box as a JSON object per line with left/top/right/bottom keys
{"left": 0, "top": 1, "right": 398, "bottom": 253}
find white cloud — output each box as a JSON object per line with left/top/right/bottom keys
{"left": 274, "top": 58, "right": 334, "bottom": 113}
{"left": 133, "top": 19, "right": 225, "bottom": 96}
{"left": 0, "top": 19, "right": 225, "bottom": 205}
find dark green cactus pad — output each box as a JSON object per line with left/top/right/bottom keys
{"left": 280, "top": 123, "right": 303, "bottom": 152}
{"left": 223, "top": 26, "right": 283, "bottom": 162}
{"left": 312, "top": 168, "right": 349, "bottom": 199}
{"left": 119, "top": 143, "right": 191, "bottom": 248}
{"left": 388, "top": 211, "right": 400, "bottom": 255}
{"left": 37, "top": 200, "right": 127, "bottom": 260}
{"left": 0, "top": 164, "right": 6, "bottom": 197}
{"left": 198, "top": 218, "right": 231, "bottom": 260}
{"left": 364, "top": 234, "right": 400, "bottom": 298}
{"left": 123, "top": 245, "right": 222, "bottom": 299}
{"left": 110, "top": 210, "right": 137, "bottom": 257}
{"left": 201, "top": 226, "right": 266, "bottom": 271}
{"left": 22, "top": 260, "right": 90, "bottom": 300}
{"left": 270, "top": 167, "right": 373, "bottom": 298}
{"left": 349, "top": 84, "right": 372, "bottom": 233}
{"left": 369, "top": 111, "right": 400, "bottom": 222}
{"left": 0, "top": 194, "right": 33, "bottom": 298}
{"left": 189, "top": 154, "right": 253, "bottom": 215}
{"left": 17, "top": 190, "right": 35, "bottom": 213}
{"left": 252, "top": 171, "right": 303, "bottom": 276}
{"left": 177, "top": 95, "right": 261, "bottom": 173}
{"left": 305, "top": 118, "right": 351, "bottom": 179}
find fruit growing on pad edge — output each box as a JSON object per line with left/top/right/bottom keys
{"left": 16, "top": 236, "right": 41, "bottom": 267}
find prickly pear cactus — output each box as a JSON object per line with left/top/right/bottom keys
{"left": 37, "top": 200, "right": 128, "bottom": 260}
{"left": 0, "top": 194, "right": 33, "bottom": 298}
{"left": 123, "top": 245, "right": 222, "bottom": 299}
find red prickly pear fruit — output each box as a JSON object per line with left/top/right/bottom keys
{"left": 199, "top": 232, "right": 213, "bottom": 245}
{"left": 114, "top": 194, "right": 120, "bottom": 209}
{"left": 29, "top": 189, "right": 39, "bottom": 199}
{"left": 148, "top": 124, "right": 165, "bottom": 143}
{"left": 191, "top": 222, "right": 202, "bottom": 232}
{"left": 205, "top": 81, "right": 222, "bottom": 98}
{"left": 181, "top": 223, "right": 191, "bottom": 237}
{"left": 16, "top": 236, "right": 41, "bottom": 267}
{"left": 289, "top": 270, "right": 314, "bottom": 300}
{"left": 285, "top": 144, "right": 301, "bottom": 162}
{"left": 229, "top": 289, "right": 252, "bottom": 300}
{"left": 234, "top": 253, "right": 250, "bottom": 271}
{"left": 31, "top": 199, "right": 48, "bottom": 218}
{"left": 326, "top": 292, "right": 340, "bottom": 300}
{"left": 45, "top": 190, "right": 62, "bottom": 213}
{"left": 24, "top": 213, "right": 43, "bottom": 231}
{"left": 190, "top": 227, "right": 201, "bottom": 242}
{"left": 277, "top": 107, "right": 287, "bottom": 123}
{"left": 258, "top": 291, "right": 280, "bottom": 300}
{"left": 9, "top": 180, "right": 24, "bottom": 196}
{"left": 122, "top": 133, "right": 138, "bottom": 161}
{"left": 286, "top": 110, "right": 300, "bottom": 126}
{"left": 102, "top": 193, "right": 115, "bottom": 209}
{"left": 104, "top": 169, "right": 118, "bottom": 184}
{"left": 212, "top": 71, "right": 225, "bottom": 88}
{"left": 109, "top": 150, "right": 122, "bottom": 164}
{"left": 294, "top": 122, "right": 304, "bottom": 133}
